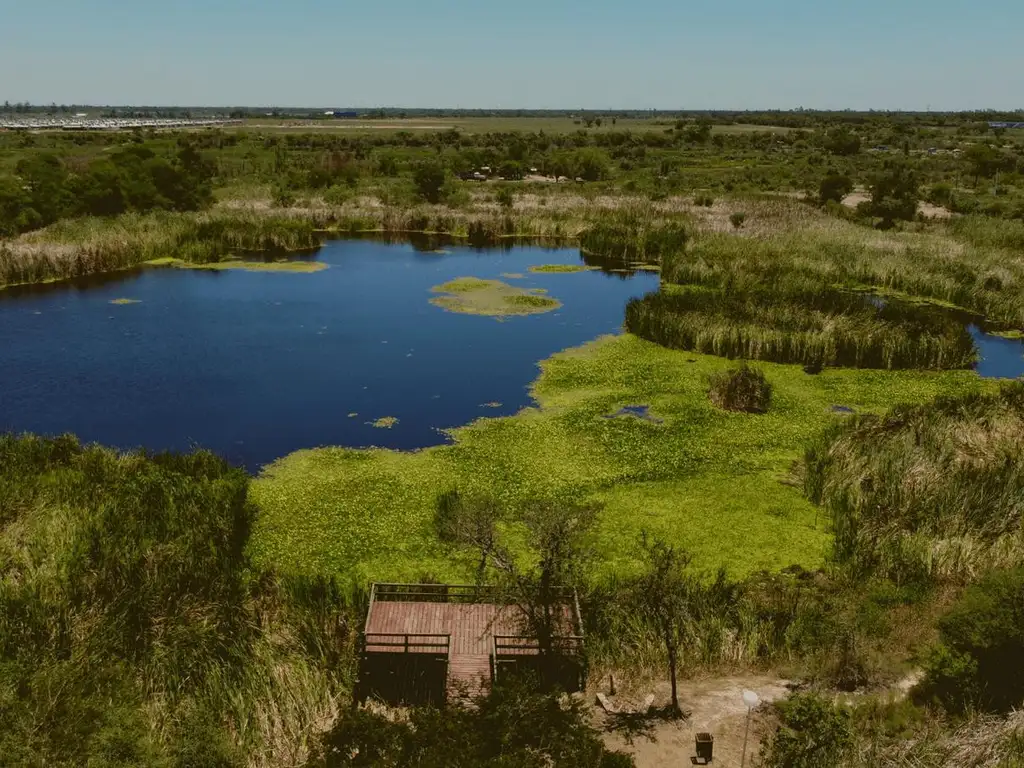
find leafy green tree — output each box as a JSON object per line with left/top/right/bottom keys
{"left": 819, "top": 172, "right": 854, "bottom": 204}
{"left": 862, "top": 160, "right": 919, "bottom": 228}
{"left": 307, "top": 679, "right": 633, "bottom": 767}
{"left": 919, "top": 568, "right": 1024, "bottom": 714}
{"left": 636, "top": 535, "right": 693, "bottom": 715}
{"left": 761, "top": 693, "right": 852, "bottom": 768}
{"left": 16, "top": 153, "right": 69, "bottom": 224}
{"left": 823, "top": 127, "right": 862, "bottom": 156}
{"left": 413, "top": 160, "right": 447, "bottom": 203}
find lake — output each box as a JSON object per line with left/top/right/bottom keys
{"left": 1, "top": 239, "right": 1021, "bottom": 471}
{"left": 0, "top": 239, "right": 659, "bottom": 470}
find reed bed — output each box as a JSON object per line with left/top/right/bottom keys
{"left": 625, "top": 286, "right": 977, "bottom": 370}
{"left": 0, "top": 434, "right": 358, "bottom": 766}
{"left": 804, "top": 383, "right": 1024, "bottom": 582}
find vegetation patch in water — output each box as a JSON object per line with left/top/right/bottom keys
{"left": 249, "top": 334, "right": 991, "bottom": 582}
{"left": 528, "top": 264, "right": 599, "bottom": 274}
{"left": 371, "top": 416, "right": 399, "bottom": 429}
{"left": 147, "top": 257, "right": 328, "bottom": 274}
{"left": 108, "top": 298, "right": 142, "bottom": 305}
{"left": 429, "top": 276, "right": 561, "bottom": 317}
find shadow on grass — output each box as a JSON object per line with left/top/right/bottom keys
{"left": 602, "top": 705, "right": 690, "bottom": 746}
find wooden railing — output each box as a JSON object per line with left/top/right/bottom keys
{"left": 362, "top": 633, "right": 451, "bottom": 655}
{"left": 492, "top": 634, "right": 585, "bottom": 657}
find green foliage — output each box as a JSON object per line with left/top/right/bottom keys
{"left": 919, "top": 568, "right": 1024, "bottom": 714}
{"left": 0, "top": 434, "right": 356, "bottom": 764}
{"left": 729, "top": 211, "right": 747, "bottom": 229}
{"left": 307, "top": 679, "right": 634, "bottom": 768}
{"left": 805, "top": 383, "right": 1024, "bottom": 582}
{"left": 823, "top": 127, "right": 862, "bottom": 156}
{"left": 579, "top": 217, "right": 688, "bottom": 265}
{"left": 863, "top": 160, "right": 920, "bottom": 228}
{"left": 761, "top": 693, "right": 853, "bottom": 768}
{"left": 708, "top": 363, "right": 773, "bottom": 413}
{"left": 413, "top": 160, "right": 447, "bottom": 203}
{"left": 625, "top": 286, "right": 976, "bottom": 370}
{"left": 819, "top": 171, "right": 854, "bottom": 204}
{"left": 495, "top": 184, "right": 516, "bottom": 209}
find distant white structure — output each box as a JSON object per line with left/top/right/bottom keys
{"left": 0, "top": 117, "right": 242, "bottom": 131}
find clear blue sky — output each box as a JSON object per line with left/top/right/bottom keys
{"left": 2, "top": 0, "right": 1021, "bottom": 110}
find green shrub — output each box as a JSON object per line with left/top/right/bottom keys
{"left": 919, "top": 568, "right": 1024, "bottom": 714}
{"left": 413, "top": 160, "right": 447, "bottom": 203}
{"left": 708, "top": 363, "right": 772, "bottom": 413}
{"left": 761, "top": 693, "right": 853, "bottom": 768}
{"left": 729, "top": 211, "right": 747, "bottom": 229}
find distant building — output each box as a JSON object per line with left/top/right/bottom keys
{"left": 989, "top": 122, "right": 1024, "bottom": 129}
{"left": 326, "top": 110, "right": 359, "bottom": 119}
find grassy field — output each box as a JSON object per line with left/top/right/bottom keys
{"left": 248, "top": 333, "right": 991, "bottom": 582}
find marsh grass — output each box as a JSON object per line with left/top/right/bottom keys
{"left": 625, "top": 286, "right": 977, "bottom": 370}
{"left": 0, "top": 211, "right": 322, "bottom": 288}
{"left": 804, "top": 382, "right": 1024, "bottom": 583}
{"left": 0, "top": 434, "right": 358, "bottom": 765}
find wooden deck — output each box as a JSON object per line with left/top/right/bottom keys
{"left": 360, "top": 584, "right": 584, "bottom": 704}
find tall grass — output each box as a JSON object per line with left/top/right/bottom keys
{"left": 579, "top": 214, "right": 688, "bottom": 265}
{"left": 625, "top": 285, "right": 977, "bottom": 370}
{"left": 804, "top": 382, "right": 1024, "bottom": 583}
{"left": 0, "top": 434, "right": 358, "bottom": 766}
{"left": 0, "top": 211, "right": 321, "bottom": 288}
{"left": 662, "top": 228, "right": 1024, "bottom": 330}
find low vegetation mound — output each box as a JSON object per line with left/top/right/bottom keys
{"left": 625, "top": 286, "right": 976, "bottom": 370}
{"left": 528, "top": 264, "right": 599, "bottom": 273}
{"left": 708, "top": 363, "right": 773, "bottom": 413}
{"left": 804, "top": 383, "right": 1024, "bottom": 581}
{"left": 430, "top": 276, "right": 561, "bottom": 316}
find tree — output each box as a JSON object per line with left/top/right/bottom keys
{"left": 435, "top": 492, "right": 597, "bottom": 688}
{"left": 308, "top": 679, "right": 634, "bottom": 767}
{"left": 635, "top": 535, "right": 693, "bottom": 715}
{"left": 413, "top": 160, "right": 447, "bottom": 203}
{"left": 823, "top": 127, "right": 861, "bottom": 156}
{"left": 862, "top": 160, "right": 919, "bottom": 228}
{"left": 919, "top": 568, "right": 1024, "bottom": 714}
{"left": 818, "top": 172, "right": 854, "bottom": 205}
{"left": 760, "top": 693, "right": 852, "bottom": 768}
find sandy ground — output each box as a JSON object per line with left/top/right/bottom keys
{"left": 842, "top": 191, "right": 952, "bottom": 219}
{"left": 596, "top": 675, "right": 792, "bottom": 767}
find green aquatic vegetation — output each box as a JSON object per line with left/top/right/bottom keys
{"left": 249, "top": 334, "right": 990, "bottom": 582}
{"left": 429, "top": 276, "right": 561, "bottom": 317}
{"left": 146, "top": 257, "right": 328, "bottom": 274}
{"left": 500, "top": 272, "right": 525, "bottom": 279}
{"left": 528, "top": 264, "right": 600, "bottom": 274}
{"left": 108, "top": 298, "right": 141, "bottom": 305}
{"left": 371, "top": 417, "right": 399, "bottom": 429}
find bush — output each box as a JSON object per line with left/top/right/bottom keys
{"left": 708, "top": 363, "right": 772, "bottom": 413}
{"left": 413, "top": 160, "right": 447, "bottom": 203}
{"left": 693, "top": 193, "right": 715, "bottom": 207}
{"left": 918, "top": 568, "right": 1024, "bottom": 714}
{"left": 729, "top": 211, "right": 747, "bottom": 229}
{"left": 819, "top": 172, "right": 854, "bottom": 204}
{"left": 761, "top": 693, "right": 853, "bottom": 768}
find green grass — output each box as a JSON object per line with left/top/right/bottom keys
{"left": 146, "top": 257, "right": 328, "bottom": 273}
{"left": 528, "top": 264, "right": 600, "bottom": 274}
{"left": 429, "top": 276, "right": 562, "bottom": 317}
{"left": 108, "top": 297, "right": 141, "bottom": 305}
{"left": 249, "top": 334, "right": 991, "bottom": 582}
{"left": 371, "top": 416, "right": 399, "bottom": 429}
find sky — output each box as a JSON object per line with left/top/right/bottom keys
{"left": 2, "top": 0, "right": 1022, "bottom": 110}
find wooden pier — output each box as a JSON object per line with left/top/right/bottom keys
{"left": 359, "top": 583, "right": 584, "bottom": 705}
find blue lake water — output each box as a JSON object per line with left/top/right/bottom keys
{"left": 1, "top": 239, "right": 1021, "bottom": 471}
{"left": 0, "top": 240, "right": 659, "bottom": 470}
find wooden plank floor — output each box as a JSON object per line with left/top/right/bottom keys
{"left": 365, "top": 602, "right": 524, "bottom": 697}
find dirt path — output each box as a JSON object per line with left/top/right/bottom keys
{"left": 597, "top": 675, "right": 792, "bottom": 767}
